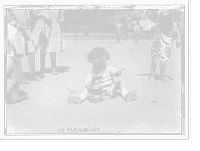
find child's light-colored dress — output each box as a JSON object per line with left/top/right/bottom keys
{"left": 34, "top": 10, "right": 65, "bottom": 52}
{"left": 6, "top": 10, "right": 36, "bottom": 57}
{"left": 146, "top": 10, "right": 179, "bottom": 61}
{"left": 79, "top": 65, "right": 128, "bottom": 100}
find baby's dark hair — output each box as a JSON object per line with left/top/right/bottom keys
{"left": 86, "top": 47, "right": 110, "bottom": 63}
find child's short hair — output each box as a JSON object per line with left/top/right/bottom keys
{"left": 86, "top": 47, "right": 110, "bottom": 63}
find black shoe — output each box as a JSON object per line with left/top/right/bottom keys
{"left": 30, "top": 75, "right": 42, "bottom": 81}
{"left": 11, "top": 91, "right": 28, "bottom": 100}
{"left": 52, "top": 68, "right": 58, "bottom": 75}
{"left": 39, "top": 69, "right": 46, "bottom": 78}
{"left": 20, "top": 78, "right": 30, "bottom": 84}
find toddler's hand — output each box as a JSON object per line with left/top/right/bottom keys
{"left": 114, "top": 71, "right": 121, "bottom": 77}
{"left": 85, "top": 82, "right": 91, "bottom": 88}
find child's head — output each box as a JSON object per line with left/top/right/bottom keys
{"left": 86, "top": 47, "right": 110, "bottom": 72}
{"left": 87, "top": 47, "right": 110, "bottom": 63}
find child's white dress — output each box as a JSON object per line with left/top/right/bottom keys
{"left": 9, "top": 10, "right": 36, "bottom": 56}
{"left": 34, "top": 10, "right": 64, "bottom": 52}
{"left": 79, "top": 65, "right": 129, "bottom": 102}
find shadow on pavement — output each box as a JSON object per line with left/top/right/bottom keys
{"left": 137, "top": 73, "right": 160, "bottom": 80}
{"left": 23, "top": 66, "right": 71, "bottom": 80}
{"left": 43, "top": 66, "right": 71, "bottom": 73}
{"left": 6, "top": 95, "right": 26, "bottom": 105}
{"left": 137, "top": 73, "right": 173, "bottom": 81}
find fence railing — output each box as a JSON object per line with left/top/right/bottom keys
{"left": 61, "top": 24, "right": 154, "bottom": 41}
{"left": 62, "top": 31, "right": 153, "bottom": 41}
{"left": 61, "top": 21, "right": 176, "bottom": 41}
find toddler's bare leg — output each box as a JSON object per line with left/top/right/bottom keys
{"left": 112, "top": 81, "right": 128, "bottom": 99}
{"left": 113, "top": 81, "right": 137, "bottom": 103}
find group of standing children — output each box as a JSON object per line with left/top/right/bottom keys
{"left": 6, "top": 9, "right": 180, "bottom": 104}
{"left": 6, "top": 8, "right": 64, "bottom": 103}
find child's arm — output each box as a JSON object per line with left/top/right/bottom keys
{"left": 7, "top": 10, "right": 29, "bottom": 32}
{"left": 174, "top": 23, "right": 181, "bottom": 47}
{"left": 107, "top": 65, "right": 121, "bottom": 77}
{"left": 33, "top": 9, "right": 51, "bottom": 20}
{"left": 85, "top": 73, "right": 93, "bottom": 88}
{"left": 7, "top": 12, "right": 17, "bottom": 27}
{"left": 114, "top": 71, "right": 121, "bottom": 77}
{"left": 140, "top": 9, "right": 159, "bottom": 23}
{"left": 59, "top": 10, "right": 65, "bottom": 22}
{"left": 174, "top": 12, "right": 181, "bottom": 47}
{"left": 140, "top": 9, "right": 148, "bottom": 19}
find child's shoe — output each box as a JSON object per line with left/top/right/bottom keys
{"left": 11, "top": 91, "right": 28, "bottom": 100}
{"left": 39, "top": 68, "right": 46, "bottom": 75}
{"left": 52, "top": 68, "right": 58, "bottom": 75}
{"left": 67, "top": 96, "right": 83, "bottom": 104}
{"left": 125, "top": 90, "right": 138, "bottom": 103}
{"left": 20, "top": 77, "right": 30, "bottom": 84}
{"left": 30, "top": 75, "right": 42, "bottom": 81}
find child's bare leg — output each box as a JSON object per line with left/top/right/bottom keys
{"left": 114, "top": 81, "right": 128, "bottom": 98}
{"left": 113, "top": 81, "right": 137, "bottom": 103}
{"left": 160, "top": 60, "right": 170, "bottom": 83}
{"left": 149, "top": 58, "right": 159, "bottom": 82}
{"left": 160, "top": 60, "right": 166, "bottom": 76}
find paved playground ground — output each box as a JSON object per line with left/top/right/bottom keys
{"left": 6, "top": 39, "right": 182, "bottom": 134}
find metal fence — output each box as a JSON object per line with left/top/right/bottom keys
{"left": 61, "top": 32, "right": 154, "bottom": 42}
{"left": 61, "top": 24, "right": 154, "bottom": 42}
{"left": 61, "top": 21, "right": 177, "bottom": 41}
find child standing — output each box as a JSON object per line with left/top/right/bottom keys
{"left": 133, "top": 20, "right": 143, "bottom": 42}
{"left": 115, "top": 21, "right": 123, "bottom": 43}
{"left": 67, "top": 47, "right": 137, "bottom": 104}
{"left": 34, "top": 9, "right": 64, "bottom": 76}
{"left": 141, "top": 9, "right": 180, "bottom": 82}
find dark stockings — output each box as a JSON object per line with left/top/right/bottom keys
{"left": 50, "top": 52, "right": 56, "bottom": 69}
{"left": 40, "top": 48, "right": 46, "bottom": 76}
{"left": 15, "top": 58, "right": 23, "bottom": 82}
{"left": 28, "top": 53, "right": 35, "bottom": 77}
{"left": 40, "top": 49, "right": 56, "bottom": 69}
